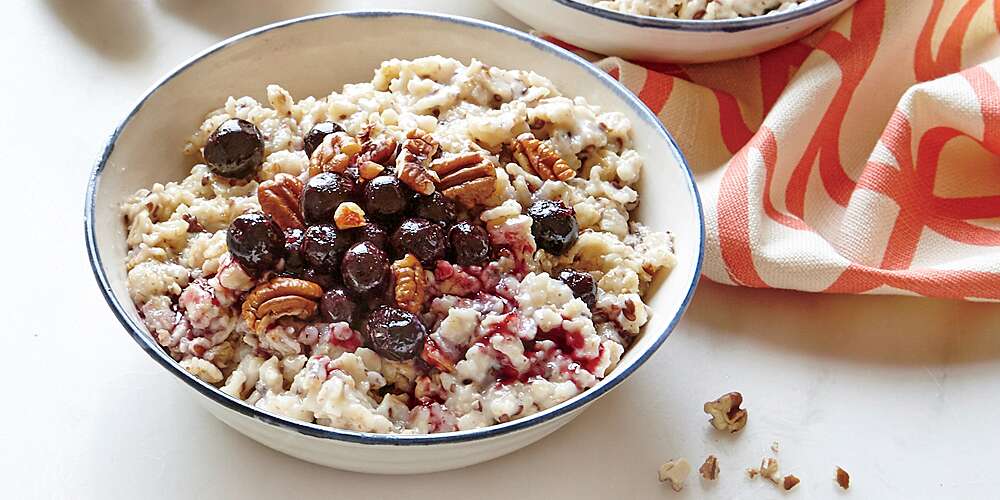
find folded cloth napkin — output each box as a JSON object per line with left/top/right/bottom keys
{"left": 550, "top": 0, "right": 1000, "bottom": 300}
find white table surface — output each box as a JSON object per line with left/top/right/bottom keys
{"left": 5, "top": 1, "right": 999, "bottom": 498}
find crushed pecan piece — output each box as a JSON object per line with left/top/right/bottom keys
{"left": 704, "top": 391, "right": 748, "bottom": 433}
{"left": 759, "top": 457, "right": 780, "bottom": 484}
{"left": 430, "top": 152, "right": 497, "bottom": 208}
{"left": 783, "top": 474, "right": 800, "bottom": 491}
{"left": 358, "top": 160, "right": 385, "bottom": 181}
{"left": 309, "top": 132, "right": 361, "bottom": 176}
{"left": 420, "top": 337, "right": 456, "bottom": 372}
{"left": 699, "top": 455, "right": 719, "bottom": 481}
{"left": 658, "top": 458, "right": 691, "bottom": 492}
{"left": 334, "top": 202, "right": 366, "bottom": 229}
{"left": 391, "top": 254, "right": 426, "bottom": 314}
{"left": 241, "top": 277, "right": 323, "bottom": 333}
{"left": 513, "top": 132, "right": 575, "bottom": 181}
{"left": 835, "top": 467, "right": 850, "bottom": 489}
{"left": 257, "top": 173, "right": 305, "bottom": 230}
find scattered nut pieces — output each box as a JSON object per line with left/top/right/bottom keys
{"left": 421, "top": 336, "right": 456, "bottom": 372}
{"left": 746, "top": 468, "right": 760, "bottom": 480}
{"left": 257, "top": 173, "right": 305, "bottom": 230}
{"left": 760, "top": 457, "right": 780, "bottom": 484}
{"left": 783, "top": 474, "right": 800, "bottom": 491}
{"left": 835, "top": 467, "right": 850, "bottom": 489}
{"left": 241, "top": 278, "right": 323, "bottom": 334}
{"left": 704, "top": 391, "right": 748, "bottom": 433}
{"left": 310, "top": 132, "right": 361, "bottom": 176}
{"left": 699, "top": 455, "right": 719, "bottom": 480}
{"left": 355, "top": 135, "right": 398, "bottom": 167}
{"left": 391, "top": 254, "right": 427, "bottom": 315}
{"left": 512, "top": 132, "right": 576, "bottom": 181}
{"left": 334, "top": 202, "right": 366, "bottom": 229}
{"left": 658, "top": 458, "right": 691, "bottom": 492}
{"left": 771, "top": 441, "right": 780, "bottom": 453}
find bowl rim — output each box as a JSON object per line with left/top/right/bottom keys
{"left": 550, "top": 0, "right": 848, "bottom": 32}
{"left": 84, "top": 9, "right": 705, "bottom": 446}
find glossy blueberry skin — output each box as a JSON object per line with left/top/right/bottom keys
{"left": 413, "top": 192, "right": 457, "bottom": 224}
{"left": 301, "top": 172, "right": 357, "bottom": 225}
{"left": 341, "top": 241, "right": 390, "bottom": 296}
{"left": 204, "top": 118, "right": 265, "bottom": 178}
{"left": 448, "top": 221, "right": 491, "bottom": 266}
{"left": 391, "top": 217, "right": 447, "bottom": 264}
{"left": 557, "top": 269, "right": 597, "bottom": 309}
{"left": 303, "top": 121, "right": 344, "bottom": 158}
{"left": 320, "top": 286, "right": 358, "bottom": 324}
{"left": 364, "top": 305, "right": 427, "bottom": 362}
{"left": 301, "top": 224, "right": 352, "bottom": 274}
{"left": 363, "top": 175, "right": 409, "bottom": 218}
{"left": 527, "top": 199, "right": 579, "bottom": 255}
{"left": 226, "top": 213, "right": 285, "bottom": 273}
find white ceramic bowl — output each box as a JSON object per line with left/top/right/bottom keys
{"left": 493, "top": 0, "right": 858, "bottom": 63}
{"left": 85, "top": 11, "right": 704, "bottom": 474}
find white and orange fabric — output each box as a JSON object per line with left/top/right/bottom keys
{"left": 551, "top": 0, "right": 1000, "bottom": 300}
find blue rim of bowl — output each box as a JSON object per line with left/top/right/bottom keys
{"left": 84, "top": 9, "right": 705, "bottom": 446}
{"left": 551, "top": 0, "right": 847, "bottom": 32}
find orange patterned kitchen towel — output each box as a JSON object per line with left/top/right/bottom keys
{"left": 553, "top": 0, "right": 1000, "bottom": 300}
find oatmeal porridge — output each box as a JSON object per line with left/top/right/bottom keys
{"left": 122, "top": 56, "right": 676, "bottom": 434}
{"left": 581, "top": 0, "right": 813, "bottom": 19}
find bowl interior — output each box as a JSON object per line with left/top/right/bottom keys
{"left": 88, "top": 11, "right": 703, "bottom": 443}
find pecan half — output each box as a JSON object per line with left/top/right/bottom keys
{"left": 309, "top": 132, "right": 361, "bottom": 176}
{"left": 257, "top": 173, "right": 305, "bottom": 230}
{"left": 513, "top": 132, "right": 575, "bottom": 181}
{"left": 334, "top": 202, "right": 366, "bottom": 229}
{"left": 430, "top": 152, "right": 497, "bottom": 208}
{"left": 391, "top": 253, "right": 426, "bottom": 314}
{"left": 241, "top": 277, "right": 322, "bottom": 334}
{"left": 396, "top": 129, "right": 440, "bottom": 194}
{"left": 398, "top": 162, "right": 437, "bottom": 195}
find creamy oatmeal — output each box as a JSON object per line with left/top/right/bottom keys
{"left": 122, "top": 56, "right": 675, "bottom": 434}
{"left": 581, "top": 0, "right": 812, "bottom": 19}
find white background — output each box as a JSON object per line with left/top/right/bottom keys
{"left": 4, "top": 0, "right": 1000, "bottom": 498}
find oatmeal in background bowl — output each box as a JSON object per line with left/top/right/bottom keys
{"left": 122, "top": 56, "right": 676, "bottom": 434}
{"left": 582, "top": 0, "right": 816, "bottom": 19}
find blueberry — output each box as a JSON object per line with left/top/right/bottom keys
{"left": 448, "top": 221, "right": 491, "bottom": 266}
{"left": 301, "top": 172, "right": 356, "bottom": 225}
{"left": 363, "top": 175, "right": 408, "bottom": 218}
{"left": 341, "top": 241, "right": 390, "bottom": 296}
{"left": 320, "top": 287, "right": 358, "bottom": 324}
{"left": 527, "top": 199, "right": 578, "bottom": 255}
{"left": 557, "top": 269, "right": 597, "bottom": 309}
{"left": 301, "top": 224, "right": 352, "bottom": 274}
{"left": 226, "top": 213, "right": 284, "bottom": 273}
{"left": 353, "top": 222, "right": 388, "bottom": 250}
{"left": 414, "top": 192, "right": 457, "bottom": 224}
{"left": 283, "top": 228, "right": 307, "bottom": 271}
{"left": 204, "top": 118, "right": 265, "bottom": 178}
{"left": 391, "top": 217, "right": 446, "bottom": 264}
{"left": 303, "top": 121, "right": 344, "bottom": 158}
{"left": 364, "top": 306, "right": 427, "bottom": 361}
